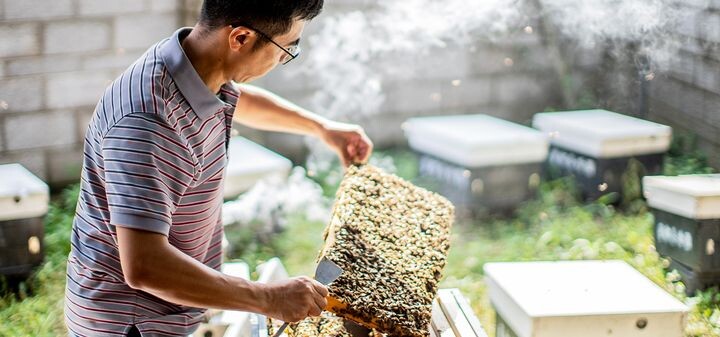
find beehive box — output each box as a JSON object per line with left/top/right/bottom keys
{"left": 644, "top": 174, "right": 720, "bottom": 293}
{"left": 319, "top": 165, "right": 454, "bottom": 337}
{"left": 403, "top": 114, "right": 548, "bottom": 216}
{"left": 223, "top": 136, "right": 293, "bottom": 199}
{"left": 0, "top": 164, "right": 49, "bottom": 278}
{"left": 532, "top": 110, "right": 671, "bottom": 201}
{"left": 484, "top": 260, "right": 688, "bottom": 337}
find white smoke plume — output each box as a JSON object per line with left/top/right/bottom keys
{"left": 296, "top": 0, "right": 524, "bottom": 120}
{"left": 537, "top": 0, "right": 694, "bottom": 68}
{"left": 295, "top": 0, "right": 699, "bottom": 120}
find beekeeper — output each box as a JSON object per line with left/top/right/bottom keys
{"left": 63, "top": 1, "right": 372, "bottom": 336}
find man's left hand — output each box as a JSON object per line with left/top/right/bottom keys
{"left": 320, "top": 121, "right": 373, "bottom": 167}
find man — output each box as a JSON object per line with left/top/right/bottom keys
{"left": 64, "top": 1, "right": 373, "bottom": 336}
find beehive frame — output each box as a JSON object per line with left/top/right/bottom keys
{"left": 319, "top": 165, "right": 454, "bottom": 337}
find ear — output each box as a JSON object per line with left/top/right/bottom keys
{"left": 228, "top": 26, "right": 255, "bottom": 51}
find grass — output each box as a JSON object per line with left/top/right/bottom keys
{"left": 0, "top": 185, "right": 78, "bottom": 337}
{"left": 663, "top": 133, "right": 716, "bottom": 176}
{"left": 1, "top": 149, "right": 719, "bottom": 336}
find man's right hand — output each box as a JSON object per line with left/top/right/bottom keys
{"left": 263, "top": 276, "right": 329, "bottom": 322}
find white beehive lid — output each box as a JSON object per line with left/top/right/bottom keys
{"left": 224, "top": 136, "right": 293, "bottom": 199}
{"left": 643, "top": 174, "right": 720, "bottom": 220}
{"left": 0, "top": 163, "right": 49, "bottom": 221}
{"left": 484, "top": 260, "right": 687, "bottom": 337}
{"left": 403, "top": 114, "right": 549, "bottom": 167}
{"left": 532, "top": 109, "right": 672, "bottom": 158}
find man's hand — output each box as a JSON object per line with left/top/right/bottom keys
{"left": 263, "top": 277, "right": 329, "bottom": 322}
{"left": 321, "top": 121, "right": 373, "bottom": 167}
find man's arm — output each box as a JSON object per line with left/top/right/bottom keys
{"left": 232, "top": 84, "right": 373, "bottom": 166}
{"left": 233, "top": 84, "right": 328, "bottom": 137}
{"left": 116, "top": 226, "right": 328, "bottom": 322}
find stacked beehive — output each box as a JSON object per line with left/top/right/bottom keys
{"left": 0, "top": 164, "right": 49, "bottom": 279}
{"left": 643, "top": 174, "right": 720, "bottom": 293}
{"left": 403, "top": 114, "right": 549, "bottom": 216}
{"left": 318, "top": 165, "right": 454, "bottom": 337}
{"left": 532, "top": 109, "right": 672, "bottom": 201}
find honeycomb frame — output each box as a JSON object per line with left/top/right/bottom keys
{"left": 319, "top": 165, "right": 454, "bottom": 337}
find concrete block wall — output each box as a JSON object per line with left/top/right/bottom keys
{"left": 10, "top": 0, "right": 705, "bottom": 186}
{"left": 0, "top": 0, "right": 182, "bottom": 186}
{"left": 247, "top": 1, "right": 567, "bottom": 160}
{"left": 648, "top": 2, "right": 720, "bottom": 168}
{"left": 352, "top": 40, "right": 562, "bottom": 148}
{"left": 598, "top": 1, "right": 720, "bottom": 168}
{"left": 0, "top": 0, "right": 578, "bottom": 183}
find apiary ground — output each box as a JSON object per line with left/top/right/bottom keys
{"left": 3, "top": 152, "right": 719, "bottom": 337}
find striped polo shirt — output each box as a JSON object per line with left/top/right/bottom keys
{"left": 65, "top": 28, "right": 239, "bottom": 337}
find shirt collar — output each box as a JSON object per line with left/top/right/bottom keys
{"left": 160, "top": 28, "right": 228, "bottom": 120}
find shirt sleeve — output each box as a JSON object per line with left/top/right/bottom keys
{"left": 102, "top": 113, "right": 197, "bottom": 235}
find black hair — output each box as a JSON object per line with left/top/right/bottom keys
{"left": 199, "top": 0, "right": 323, "bottom": 42}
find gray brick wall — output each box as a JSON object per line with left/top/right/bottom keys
{"left": 0, "top": 0, "right": 564, "bottom": 185}
{"left": 249, "top": 3, "right": 566, "bottom": 160}
{"left": 0, "top": 23, "right": 41, "bottom": 58}
{"left": 5, "top": 0, "right": 714, "bottom": 187}
{"left": 5, "top": 0, "right": 75, "bottom": 20}
{"left": 0, "top": 0, "right": 182, "bottom": 185}
{"left": 44, "top": 20, "right": 112, "bottom": 54}
{"left": 599, "top": 2, "right": 720, "bottom": 168}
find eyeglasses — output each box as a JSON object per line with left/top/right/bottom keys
{"left": 231, "top": 24, "right": 301, "bottom": 65}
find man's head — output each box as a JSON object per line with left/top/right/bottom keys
{"left": 197, "top": 0, "right": 324, "bottom": 82}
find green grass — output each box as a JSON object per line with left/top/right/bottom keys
{"left": 664, "top": 133, "right": 716, "bottom": 176}
{"left": 0, "top": 185, "right": 78, "bottom": 337}
{"left": 2, "top": 148, "right": 719, "bottom": 336}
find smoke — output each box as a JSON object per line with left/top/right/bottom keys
{"left": 295, "top": 0, "right": 523, "bottom": 120}
{"left": 294, "top": 0, "right": 699, "bottom": 120}
{"left": 290, "top": 0, "right": 705, "bottom": 171}
{"left": 536, "top": 0, "right": 693, "bottom": 69}
{"left": 540, "top": 0, "right": 673, "bottom": 46}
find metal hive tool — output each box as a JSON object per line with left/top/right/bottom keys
{"left": 272, "top": 258, "right": 343, "bottom": 337}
